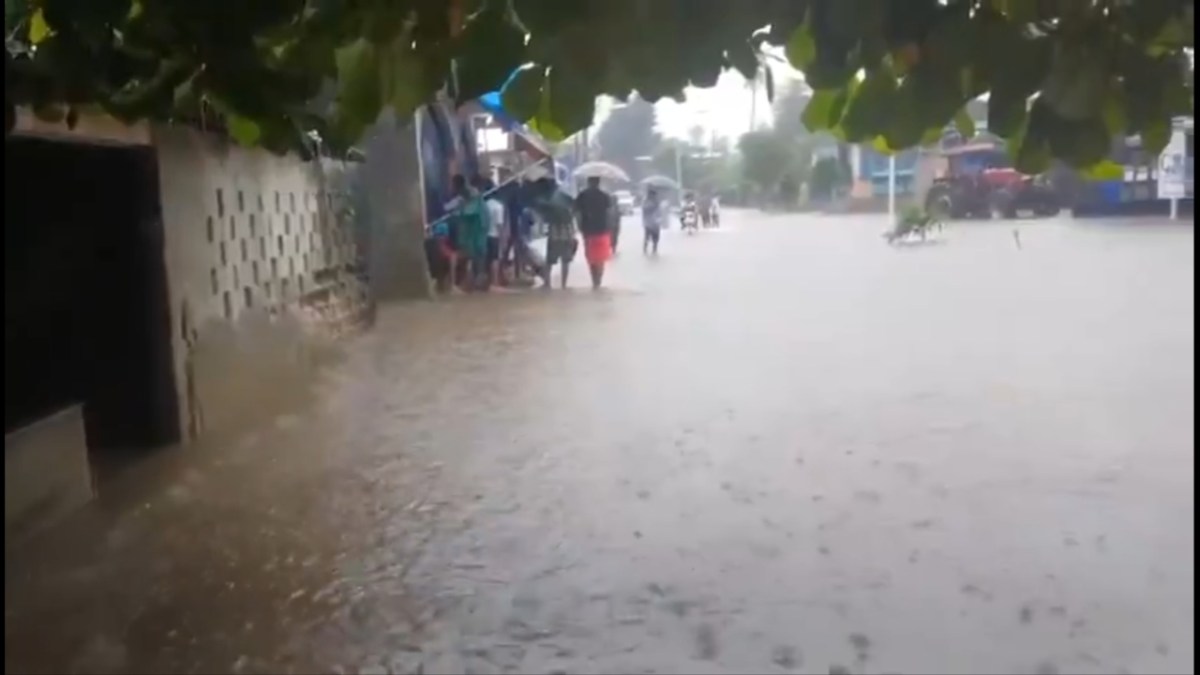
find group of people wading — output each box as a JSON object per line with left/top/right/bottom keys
{"left": 425, "top": 174, "right": 620, "bottom": 292}
{"left": 425, "top": 171, "right": 721, "bottom": 293}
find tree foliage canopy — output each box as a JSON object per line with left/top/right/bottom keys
{"left": 6, "top": 0, "right": 1193, "bottom": 168}
{"left": 593, "top": 97, "right": 661, "bottom": 181}
{"left": 739, "top": 129, "right": 794, "bottom": 189}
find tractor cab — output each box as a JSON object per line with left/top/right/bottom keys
{"left": 945, "top": 145, "right": 1008, "bottom": 174}
{"left": 926, "top": 143, "right": 1060, "bottom": 220}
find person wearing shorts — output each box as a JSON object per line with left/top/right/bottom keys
{"left": 530, "top": 178, "right": 578, "bottom": 289}
{"left": 425, "top": 222, "right": 454, "bottom": 291}
{"left": 494, "top": 170, "right": 526, "bottom": 283}
{"left": 480, "top": 180, "right": 506, "bottom": 289}
{"left": 574, "top": 176, "right": 614, "bottom": 290}
{"left": 442, "top": 178, "right": 474, "bottom": 292}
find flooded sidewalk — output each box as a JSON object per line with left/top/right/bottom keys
{"left": 5, "top": 214, "right": 1195, "bottom": 675}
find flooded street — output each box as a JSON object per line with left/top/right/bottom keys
{"left": 5, "top": 212, "right": 1194, "bottom": 675}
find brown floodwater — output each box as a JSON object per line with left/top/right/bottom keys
{"left": 5, "top": 213, "right": 1194, "bottom": 674}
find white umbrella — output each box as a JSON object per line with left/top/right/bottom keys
{"left": 572, "top": 161, "right": 631, "bottom": 182}
{"left": 640, "top": 174, "right": 680, "bottom": 190}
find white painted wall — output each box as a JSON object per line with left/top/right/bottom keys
{"left": 153, "top": 126, "right": 370, "bottom": 440}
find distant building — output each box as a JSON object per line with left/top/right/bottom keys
{"left": 849, "top": 146, "right": 920, "bottom": 199}
{"left": 1070, "top": 116, "right": 1194, "bottom": 216}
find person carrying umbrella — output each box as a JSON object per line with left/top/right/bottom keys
{"left": 527, "top": 178, "right": 578, "bottom": 289}
{"left": 574, "top": 176, "right": 616, "bottom": 290}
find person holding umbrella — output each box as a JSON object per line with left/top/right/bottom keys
{"left": 527, "top": 178, "right": 578, "bottom": 289}
{"left": 574, "top": 176, "right": 616, "bottom": 290}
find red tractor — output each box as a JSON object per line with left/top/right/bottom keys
{"left": 924, "top": 144, "right": 1061, "bottom": 220}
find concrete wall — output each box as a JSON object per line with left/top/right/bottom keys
{"left": 4, "top": 117, "right": 425, "bottom": 540}
{"left": 4, "top": 406, "right": 93, "bottom": 546}
{"left": 13, "top": 107, "right": 152, "bottom": 147}
{"left": 153, "top": 126, "right": 372, "bottom": 441}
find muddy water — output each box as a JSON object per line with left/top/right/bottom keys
{"left": 5, "top": 214, "right": 1194, "bottom": 675}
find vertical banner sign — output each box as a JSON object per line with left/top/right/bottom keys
{"left": 1157, "top": 128, "right": 1190, "bottom": 200}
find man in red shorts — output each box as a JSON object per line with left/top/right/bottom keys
{"left": 573, "top": 176, "right": 616, "bottom": 290}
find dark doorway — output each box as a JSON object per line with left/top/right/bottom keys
{"left": 5, "top": 137, "right": 180, "bottom": 466}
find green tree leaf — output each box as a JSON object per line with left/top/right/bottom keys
{"left": 871, "top": 135, "right": 896, "bottom": 155}
{"left": 800, "top": 87, "right": 845, "bottom": 132}
{"left": 923, "top": 4, "right": 975, "bottom": 68}
{"left": 1141, "top": 118, "right": 1171, "bottom": 156}
{"left": 1101, "top": 83, "right": 1127, "bottom": 136}
{"left": 379, "top": 39, "right": 427, "bottom": 120}
{"left": 1049, "top": 117, "right": 1112, "bottom": 169}
{"left": 335, "top": 38, "right": 383, "bottom": 129}
{"left": 454, "top": 3, "right": 528, "bottom": 105}
{"left": 909, "top": 66, "right": 964, "bottom": 131}
{"left": 785, "top": 20, "right": 816, "bottom": 71}
{"left": 226, "top": 114, "right": 262, "bottom": 146}
{"left": 1042, "top": 40, "right": 1108, "bottom": 121}
{"left": 881, "top": 82, "right": 926, "bottom": 149}
{"left": 527, "top": 69, "right": 566, "bottom": 142}
{"left": 841, "top": 67, "right": 896, "bottom": 142}
{"left": 1162, "top": 67, "right": 1193, "bottom": 118}
{"left": 4, "top": 0, "right": 1193, "bottom": 166}
{"left": 725, "top": 42, "right": 758, "bottom": 82}
{"left": 1081, "top": 160, "right": 1125, "bottom": 181}
{"left": 953, "top": 109, "right": 976, "bottom": 141}
{"left": 988, "top": 88, "right": 1029, "bottom": 138}
{"left": 545, "top": 63, "right": 595, "bottom": 137}
{"left": 28, "top": 7, "right": 50, "bottom": 43}
{"left": 1010, "top": 96, "right": 1053, "bottom": 174}
{"left": 982, "top": 18, "right": 1051, "bottom": 128}
{"left": 500, "top": 65, "right": 545, "bottom": 122}
{"left": 738, "top": 128, "right": 800, "bottom": 191}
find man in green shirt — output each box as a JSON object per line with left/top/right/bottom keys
{"left": 446, "top": 174, "right": 490, "bottom": 291}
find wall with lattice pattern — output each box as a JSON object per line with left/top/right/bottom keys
{"left": 154, "top": 127, "right": 371, "bottom": 440}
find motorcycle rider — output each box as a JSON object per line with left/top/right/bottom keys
{"left": 680, "top": 191, "right": 700, "bottom": 233}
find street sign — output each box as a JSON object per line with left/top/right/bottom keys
{"left": 1157, "top": 128, "right": 1193, "bottom": 200}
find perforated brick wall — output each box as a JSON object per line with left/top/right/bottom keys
{"left": 154, "top": 126, "right": 371, "bottom": 440}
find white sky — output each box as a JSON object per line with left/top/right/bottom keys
{"left": 592, "top": 53, "right": 801, "bottom": 145}
{"left": 654, "top": 71, "right": 760, "bottom": 141}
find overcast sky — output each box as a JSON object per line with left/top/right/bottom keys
{"left": 593, "top": 53, "right": 802, "bottom": 144}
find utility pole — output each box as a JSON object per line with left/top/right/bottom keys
{"left": 675, "top": 144, "right": 684, "bottom": 193}
{"left": 749, "top": 75, "right": 758, "bottom": 130}
{"left": 888, "top": 154, "right": 897, "bottom": 219}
